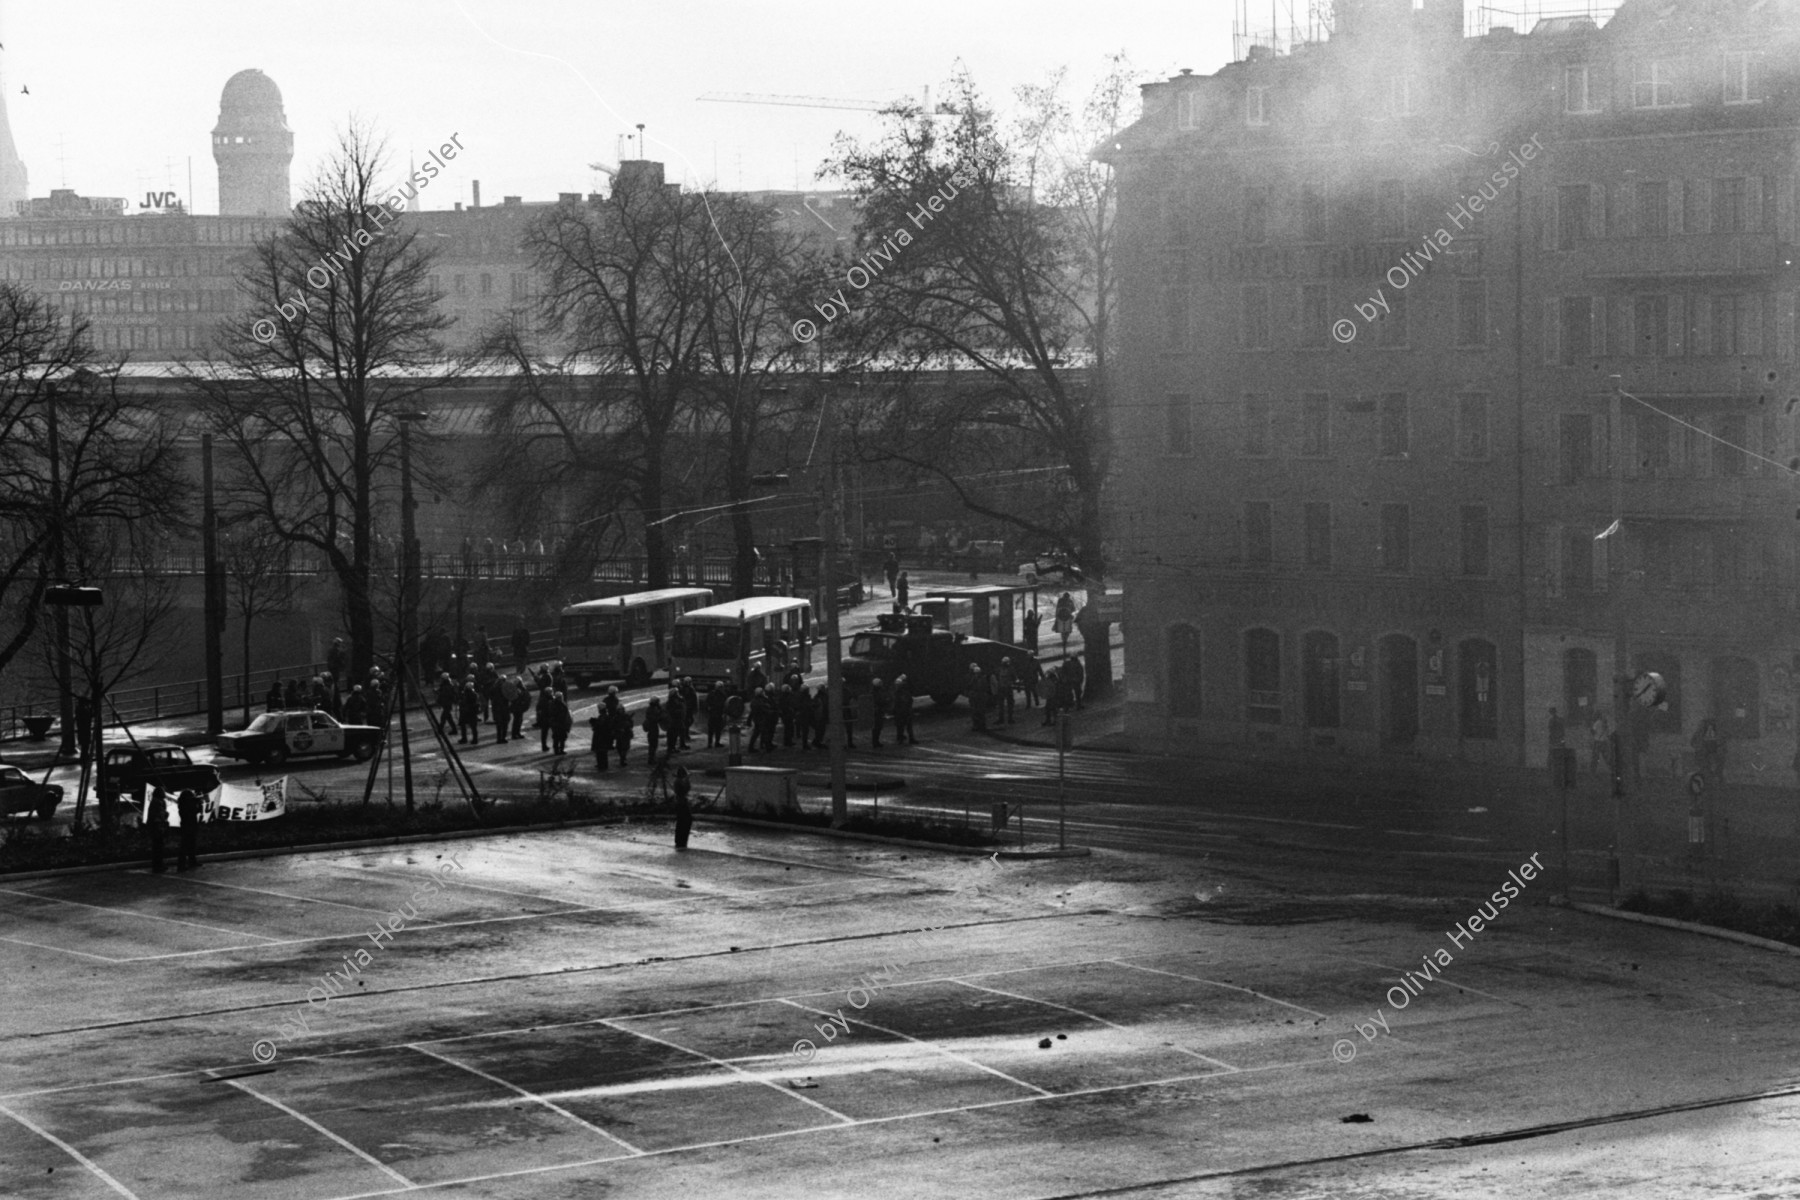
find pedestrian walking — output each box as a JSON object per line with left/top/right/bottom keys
{"left": 666, "top": 691, "right": 689, "bottom": 752}
{"left": 264, "top": 682, "right": 281, "bottom": 714}
{"left": 644, "top": 698, "right": 665, "bottom": 763}
{"left": 1021, "top": 654, "right": 1041, "bottom": 708}
{"left": 589, "top": 715, "right": 610, "bottom": 772}
{"left": 613, "top": 703, "right": 634, "bottom": 767}
{"left": 678, "top": 676, "right": 699, "bottom": 742}
{"left": 1042, "top": 667, "right": 1062, "bottom": 726}
{"left": 1023, "top": 606, "right": 1041, "bottom": 651}
{"left": 1053, "top": 592, "right": 1075, "bottom": 653}
{"left": 1065, "top": 654, "right": 1086, "bottom": 710}
{"left": 176, "top": 788, "right": 202, "bottom": 871}
{"left": 884, "top": 551, "right": 900, "bottom": 597}
{"left": 509, "top": 674, "right": 530, "bottom": 739}
{"left": 892, "top": 676, "right": 917, "bottom": 745}
{"left": 1589, "top": 712, "right": 1612, "bottom": 775}
{"left": 812, "top": 684, "right": 830, "bottom": 749}
{"left": 969, "top": 664, "right": 990, "bottom": 732}
{"left": 537, "top": 683, "right": 555, "bottom": 750}
{"left": 458, "top": 681, "right": 481, "bottom": 745}
{"left": 778, "top": 684, "right": 798, "bottom": 748}
{"left": 997, "top": 658, "right": 1017, "bottom": 725}
{"left": 344, "top": 685, "right": 369, "bottom": 726}
{"left": 896, "top": 570, "right": 910, "bottom": 611}
{"left": 146, "top": 785, "right": 169, "bottom": 873}
{"left": 706, "top": 683, "right": 726, "bottom": 748}
{"left": 673, "top": 765, "right": 693, "bottom": 850}
{"left": 327, "top": 637, "right": 349, "bottom": 690}
{"left": 435, "top": 672, "right": 457, "bottom": 733}
{"left": 550, "top": 690, "right": 573, "bottom": 754}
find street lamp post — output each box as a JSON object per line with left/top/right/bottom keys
{"left": 395, "top": 411, "right": 429, "bottom": 813}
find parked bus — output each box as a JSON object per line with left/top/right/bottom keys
{"left": 558, "top": 588, "right": 715, "bottom": 687}
{"left": 671, "top": 596, "right": 814, "bottom": 688}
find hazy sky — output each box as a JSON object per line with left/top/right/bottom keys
{"left": 0, "top": 1, "right": 1237, "bottom": 214}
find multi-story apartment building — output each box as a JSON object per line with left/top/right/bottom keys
{"left": 1111, "top": 0, "right": 1800, "bottom": 784}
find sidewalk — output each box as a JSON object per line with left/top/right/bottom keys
{"left": 981, "top": 688, "right": 1128, "bottom": 752}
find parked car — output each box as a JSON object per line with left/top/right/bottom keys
{"left": 0, "top": 763, "right": 62, "bottom": 820}
{"left": 216, "top": 710, "right": 381, "bottom": 766}
{"left": 101, "top": 742, "right": 221, "bottom": 803}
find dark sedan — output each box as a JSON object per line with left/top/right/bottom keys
{"left": 0, "top": 764, "right": 62, "bottom": 820}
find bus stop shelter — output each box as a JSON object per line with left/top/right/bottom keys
{"left": 922, "top": 583, "right": 1040, "bottom": 647}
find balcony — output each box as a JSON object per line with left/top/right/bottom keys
{"left": 1570, "top": 232, "right": 1781, "bottom": 281}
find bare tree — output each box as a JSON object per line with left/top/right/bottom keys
{"left": 0, "top": 290, "right": 186, "bottom": 688}
{"left": 824, "top": 62, "right": 1129, "bottom": 692}
{"left": 189, "top": 122, "right": 452, "bottom": 683}
{"left": 221, "top": 523, "right": 298, "bottom": 725}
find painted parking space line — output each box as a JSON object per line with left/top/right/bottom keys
{"left": 0, "top": 932, "right": 125, "bottom": 963}
{"left": 1111, "top": 959, "right": 1332, "bottom": 1020}
{"left": 406, "top": 1044, "right": 645, "bottom": 1157}
{"left": 776, "top": 996, "right": 1054, "bottom": 1097}
{"left": 950, "top": 977, "right": 1239, "bottom": 1073}
{"left": 225, "top": 1076, "right": 415, "bottom": 1188}
{"left": 0, "top": 885, "right": 288, "bottom": 943}
{"left": 598, "top": 1017, "right": 856, "bottom": 1125}
{"left": 0, "top": 1099, "right": 142, "bottom": 1199}
{"left": 160, "top": 873, "right": 408, "bottom": 917}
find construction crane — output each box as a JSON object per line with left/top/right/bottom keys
{"left": 698, "top": 87, "right": 960, "bottom": 117}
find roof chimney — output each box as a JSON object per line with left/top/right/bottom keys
{"left": 472, "top": 180, "right": 481, "bottom": 208}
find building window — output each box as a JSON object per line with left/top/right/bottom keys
{"left": 1376, "top": 180, "right": 1407, "bottom": 239}
{"left": 1245, "top": 628, "right": 1282, "bottom": 724}
{"left": 1302, "top": 630, "right": 1341, "bottom": 729}
{"left": 1177, "top": 91, "right": 1205, "bottom": 130}
{"left": 1634, "top": 59, "right": 1687, "bottom": 108}
{"left": 1378, "top": 393, "right": 1409, "bottom": 457}
{"left": 1244, "top": 501, "right": 1274, "bottom": 565}
{"left": 1635, "top": 295, "right": 1670, "bottom": 355}
{"left": 1564, "top": 527, "right": 1596, "bottom": 593}
{"left": 1565, "top": 64, "right": 1600, "bottom": 113}
{"left": 453, "top": 274, "right": 467, "bottom": 294}
{"left": 1300, "top": 182, "right": 1328, "bottom": 242}
{"left": 1456, "top": 393, "right": 1490, "bottom": 460}
{"left": 1711, "top": 655, "right": 1760, "bottom": 740}
{"left": 1712, "top": 294, "right": 1744, "bottom": 356}
{"left": 1712, "top": 178, "right": 1746, "bottom": 234}
{"left": 1240, "top": 285, "right": 1271, "bottom": 349}
{"left": 1376, "top": 293, "right": 1407, "bottom": 347}
{"left": 1304, "top": 502, "right": 1332, "bottom": 568}
{"left": 1557, "top": 184, "right": 1591, "bottom": 248}
{"left": 1242, "top": 394, "right": 1272, "bottom": 456}
{"left": 1460, "top": 505, "right": 1490, "bottom": 576}
{"left": 1455, "top": 278, "right": 1487, "bottom": 347}
{"left": 1378, "top": 503, "right": 1410, "bottom": 572}
{"left": 480, "top": 272, "right": 493, "bottom": 295}
{"left": 1166, "top": 393, "right": 1194, "bottom": 456}
{"left": 1558, "top": 413, "right": 1595, "bottom": 482}
{"left": 1636, "top": 410, "right": 1671, "bottom": 471}
{"left": 1723, "top": 52, "right": 1759, "bottom": 105}
{"left": 1300, "top": 283, "right": 1329, "bottom": 347}
{"left": 1714, "top": 413, "right": 1748, "bottom": 476}
{"left": 1459, "top": 639, "right": 1499, "bottom": 739}
{"left": 1246, "top": 86, "right": 1269, "bottom": 126}
{"left": 1559, "top": 296, "right": 1592, "bottom": 364}
{"left": 1243, "top": 187, "right": 1269, "bottom": 244}
{"left": 1167, "top": 624, "right": 1202, "bottom": 717}
{"left": 1300, "top": 392, "right": 1331, "bottom": 457}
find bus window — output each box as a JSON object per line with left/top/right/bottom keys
{"left": 674, "top": 624, "right": 739, "bottom": 659}
{"left": 589, "top": 614, "right": 620, "bottom": 644}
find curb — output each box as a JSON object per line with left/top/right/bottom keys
{"left": 1552, "top": 896, "right": 1800, "bottom": 958}
{"left": 0, "top": 811, "right": 669, "bottom": 882}
{"left": 695, "top": 810, "right": 1090, "bottom": 859}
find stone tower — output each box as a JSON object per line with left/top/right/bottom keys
{"left": 0, "top": 71, "right": 28, "bottom": 217}
{"left": 211, "top": 69, "right": 292, "bottom": 217}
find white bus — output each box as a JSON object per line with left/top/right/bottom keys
{"left": 558, "top": 588, "right": 715, "bottom": 687}
{"left": 671, "top": 596, "right": 814, "bottom": 688}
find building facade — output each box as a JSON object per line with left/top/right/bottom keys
{"left": 1112, "top": 0, "right": 1800, "bottom": 784}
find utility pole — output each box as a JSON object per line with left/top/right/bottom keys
{"left": 44, "top": 384, "right": 76, "bottom": 759}
{"left": 202, "top": 434, "right": 225, "bottom": 736}
{"left": 816, "top": 382, "right": 849, "bottom": 824}
{"left": 1607, "top": 375, "right": 1628, "bottom": 903}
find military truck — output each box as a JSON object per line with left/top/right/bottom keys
{"left": 839, "top": 613, "right": 1023, "bottom": 708}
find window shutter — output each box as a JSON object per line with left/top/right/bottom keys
{"left": 1745, "top": 292, "right": 1764, "bottom": 356}
{"left": 1545, "top": 524, "right": 1564, "bottom": 597}
{"left": 1543, "top": 297, "right": 1561, "bottom": 364}
{"left": 1778, "top": 292, "right": 1797, "bottom": 360}
{"left": 1778, "top": 174, "right": 1795, "bottom": 241}
{"left": 1592, "top": 525, "right": 1610, "bottom": 592}
{"left": 1747, "top": 175, "right": 1765, "bottom": 231}
{"left": 1669, "top": 293, "right": 1686, "bottom": 355}
{"left": 1590, "top": 184, "right": 1607, "bottom": 239}
{"left": 1671, "top": 179, "right": 1686, "bottom": 234}
{"left": 1590, "top": 297, "right": 1607, "bottom": 356}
